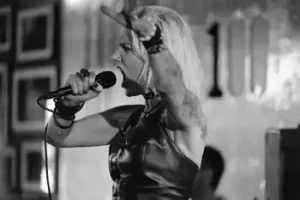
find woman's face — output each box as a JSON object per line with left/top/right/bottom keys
{"left": 111, "top": 31, "right": 147, "bottom": 97}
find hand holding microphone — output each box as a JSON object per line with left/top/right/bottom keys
{"left": 39, "top": 69, "right": 117, "bottom": 107}
{"left": 63, "top": 69, "right": 103, "bottom": 105}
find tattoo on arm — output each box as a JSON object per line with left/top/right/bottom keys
{"left": 150, "top": 51, "right": 184, "bottom": 95}
{"left": 185, "top": 91, "right": 207, "bottom": 139}
{"left": 149, "top": 52, "right": 207, "bottom": 137}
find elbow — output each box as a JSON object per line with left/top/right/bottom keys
{"left": 45, "top": 120, "right": 71, "bottom": 148}
{"left": 155, "top": 82, "right": 184, "bottom": 98}
{"left": 46, "top": 135, "right": 62, "bottom": 147}
{"left": 45, "top": 124, "right": 59, "bottom": 147}
{"left": 155, "top": 79, "right": 186, "bottom": 97}
{"left": 46, "top": 127, "right": 67, "bottom": 148}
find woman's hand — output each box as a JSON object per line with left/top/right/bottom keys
{"left": 100, "top": 4, "right": 157, "bottom": 41}
{"left": 62, "top": 69, "right": 103, "bottom": 106}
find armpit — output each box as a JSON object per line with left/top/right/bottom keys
{"left": 163, "top": 90, "right": 206, "bottom": 138}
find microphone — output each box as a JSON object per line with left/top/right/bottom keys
{"left": 39, "top": 71, "right": 116, "bottom": 100}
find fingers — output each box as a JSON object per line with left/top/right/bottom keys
{"left": 101, "top": 6, "right": 127, "bottom": 27}
{"left": 66, "top": 69, "right": 96, "bottom": 96}
{"left": 132, "top": 17, "right": 157, "bottom": 41}
{"left": 88, "top": 71, "right": 96, "bottom": 87}
{"left": 100, "top": 5, "right": 159, "bottom": 42}
{"left": 63, "top": 69, "right": 104, "bottom": 103}
{"left": 120, "top": 9, "right": 134, "bottom": 29}
{"left": 68, "top": 74, "right": 78, "bottom": 95}
{"left": 75, "top": 72, "right": 83, "bottom": 95}
{"left": 123, "top": 0, "right": 134, "bottom": 13}
{"left": 101, "top": 5, "right": 138, "bottom": 30}
{"left": 89, "top": 71, "right": 103, "bottom": 93}
{"left": 80, "top": 69, "right": 90, "bottom": 94}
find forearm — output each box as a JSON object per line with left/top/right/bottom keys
{"left": 148, "top": 50, "right": 207, "bottom": 133}
{"left": 46, "top": 97, "right": 83, "bottom": 146}
{"left": 46, "top": 114, "right": 74, "bottom": 146}
{"left": 149, "top": 50, "right": 185, "bottom": 95}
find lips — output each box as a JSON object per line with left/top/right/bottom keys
{"left": 117, "top": 67, "right": 126, "bottom": 79}
{"left": 117, "top": 66, "right": 128, "bottom": 87}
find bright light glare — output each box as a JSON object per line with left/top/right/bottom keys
{"left": 247, "top": 51, "right": 300, "bottom": 110}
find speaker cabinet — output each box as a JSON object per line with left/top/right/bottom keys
{"left": 265, "top": 126, "right": 300, "bottom": 200}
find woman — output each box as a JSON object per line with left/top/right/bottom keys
{"left": 46, "top": 4, "right": 206, "bottom": 200}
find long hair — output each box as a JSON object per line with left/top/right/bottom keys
{"left": 129, "top": 6, "right": 203, "bottom": 98}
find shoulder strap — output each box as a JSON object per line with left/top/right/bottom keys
{"left": 122, "top": 105, "right": 145, "bottom": 131}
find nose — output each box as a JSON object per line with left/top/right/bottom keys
{"left": 111, "top": 49, "right": 121, "bottom": 62}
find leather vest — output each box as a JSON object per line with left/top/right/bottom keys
{"left": 109, "top": 104, "right": 199, "bottom": 200}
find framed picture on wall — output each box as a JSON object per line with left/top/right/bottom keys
{"left": 20, "top": 140, "right": 43, "bottom": 192}
{"left": 0, "top": 64, "right": 8, "bottom": 142}
{"left": 4, "top": 145, "right": 17, "bottom": 190}
{"left": 16, "top": 5, "right": 54, "bottom": 62}
{"left": 20, "top": 140, "right": 57, "bottom": 193}
{"left": 0, "top": 6, "right": 11, "bottom": 52}
{"left": 12, "top": 66, "right": 57, "bottom": 133}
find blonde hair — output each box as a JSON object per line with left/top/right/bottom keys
{"left": 129, "top": 6, "right": 203, "bottom": 98}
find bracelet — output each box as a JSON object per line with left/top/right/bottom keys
{"left": 53, "top": 112, "right": 74, "bottom": 129}
{"left": 54, "top": 97, "right": 84, "bottom": 120}
{"left": 142, "top": 25, "right": 165, "bottom": 54}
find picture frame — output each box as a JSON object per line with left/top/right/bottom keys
{"left": 16, "top": 5, "right": 54, "bottom": 62}
{"left": 20, "top": 140, "right": 43, "bottom": 192}
{"left": 0, "top": 64, "right": 8, "bottom": 142}
{"left": 0, "top": 6, "right": 11, "bottom": 52}
{"left": 12, "top": 66, "right": 57, "bottom": 133}
{"left": 4, "top": 145, "right": 17, "bottom": 190}
{"left": 20, "top": 140, "right": 57, "bottom": 193}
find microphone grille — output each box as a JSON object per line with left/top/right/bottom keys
{"left": 95, "top": 71, "right": 117, "bottom": 89}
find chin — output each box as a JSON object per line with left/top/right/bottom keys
{"left": 123, "top": 87, "right": 142, "bottom": 97}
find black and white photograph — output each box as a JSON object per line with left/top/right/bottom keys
{"left": 17, "top": 6, "right": 54, "bottom": 61}
{"left": 12, "top": 66, "right": 56, "bottom": 132}
{"left": 1, "top": 1, "right": 300, "bottom": 200}
{"left": 0, "top": 6, "right": 11, "bottom": 52}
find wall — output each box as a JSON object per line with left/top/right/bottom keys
{"left": 0, "top": 0, "right": 61, "bottom": 199}
{"left": 59, "top": 0, "right": 300, "bottom": 200}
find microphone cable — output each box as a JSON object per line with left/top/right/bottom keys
{"left": 44, "top": 124, "right": 52, "bottom": 200}
{"left": 36, "top": 70, "right": 117, "bottom": 200}
{"left": 37, "top": 96, "right": 57, "bottom": 200}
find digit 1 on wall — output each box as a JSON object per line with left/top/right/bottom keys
{"left": 208, "top": 21, "right": 223, "bottom": 98}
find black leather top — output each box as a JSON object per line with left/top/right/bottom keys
{"left": 109, "top": 104, "right": 199, "bottom": 200}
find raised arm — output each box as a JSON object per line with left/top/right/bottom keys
{"left": 148, "top": 50, "right": 206, "bottom": 133}
{"left": 100, "top": 6, "right": 206, "bottom": 136}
